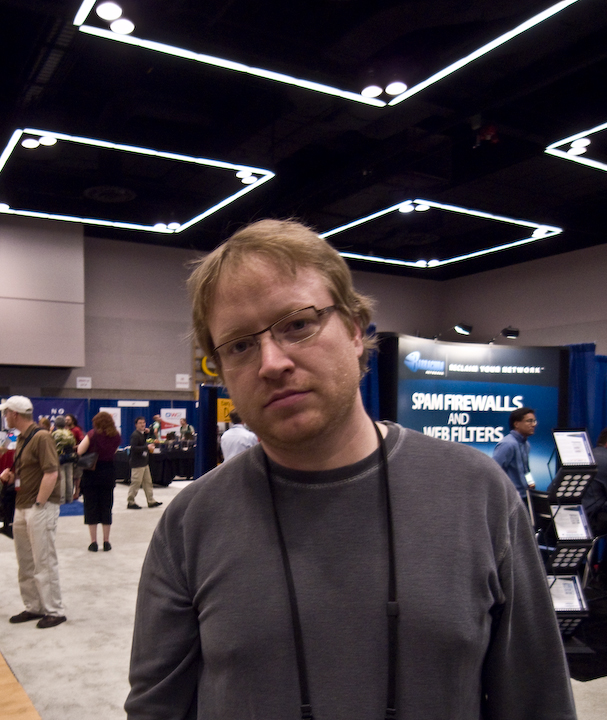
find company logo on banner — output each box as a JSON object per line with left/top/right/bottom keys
{"left": 160, "top": 408, "right": 187, "bottom": 439}
{"left": 397, "top": 336, "right": 564, "bottom": 490}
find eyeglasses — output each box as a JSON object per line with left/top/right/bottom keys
{"left": 522, "top": 418, "right": 538, "bottom": 425}
{"left": 213, "top": 305, "right": 337, "bottom": 370}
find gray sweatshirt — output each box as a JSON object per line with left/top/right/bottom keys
{"left": 126, "top": 423, "right": 576, "bottom": 720}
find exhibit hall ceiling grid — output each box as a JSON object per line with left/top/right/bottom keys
{"left": 0, "top": 0, "right": 605, "bottom": 278}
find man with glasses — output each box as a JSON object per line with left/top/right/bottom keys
{"left": 126, "top": 221, "right": 575, "bottom": 720}
{"left": 493, "top": 407, "right": 538, "bottom": 501}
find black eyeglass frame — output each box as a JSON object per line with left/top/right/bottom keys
{"left": 212, "top": 305, "right": 337, "bottom": 368}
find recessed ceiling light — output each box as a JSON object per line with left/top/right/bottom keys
{"left": 386, "top": 81, "right": 407, "bottom": 95}
{"left": 241, "top": 175, "right": 258, "bottom": 184}
{"left": 361, "top": 84, "right": 383, "bottom": 98}
{"left": 153, "top": 223, "right": 168, "bottom": 231}
{"left": 110, "top": 18, "right": 134, "bottom": 35}
{"left": 571, "top": 138, "right": 590, "bottom": 148}
{"left": 398, "top": 202, "right": 414, "bottom": 213}
{"left": 414, "top": 203, "right": 430, "bottom": 211}
{"left": 21, "top": 138, "right": 40, "bottom": 149}
{"left": 167, "top": 222, "right": 181, "bottom": 230}
{"left": 236, "top": 170, "right": 252, "bottom": 179}
{"left": 0, "top": 203, "right": 10, "bottom": 211}
{"left": 567, "top": 146, "right": 587, "bottom": 156}
{"left": 38, "top": 135, "right": 57, "bottom": 146}
{"left": 96, "top": 2, "right": 122, "bottom": 21}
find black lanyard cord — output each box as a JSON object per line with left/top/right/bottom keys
{"left": 264, "top": 422, "right": 398, "bottom": 720}
{"left": 265, "top": 451, "right": 314, "bottom": 720}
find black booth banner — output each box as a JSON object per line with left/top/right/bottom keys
{"left": 397, "top": 336, "right": 565, "bottom": 490}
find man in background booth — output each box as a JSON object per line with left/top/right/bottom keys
{"left": 220, "top": 409, "right": 258, "bottom": 461}
{"left": 492, "top": 406, "right": 537, "bottom": 501}
{"left": 126, "top": 220, "right": 575, "bottom": 720}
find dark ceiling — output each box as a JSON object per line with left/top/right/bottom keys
{"left": 1, "top": 0, "right": 606, "bottom": 279}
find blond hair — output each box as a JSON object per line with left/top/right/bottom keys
{"left": 188, "top": 219, "right": 376, "bottom": 377}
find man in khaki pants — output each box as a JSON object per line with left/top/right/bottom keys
{"left": 127, "top": 416, "right": 162, "bottom": 510}
{"left": 0, "top": 395, "right": 66, "bottom": 628}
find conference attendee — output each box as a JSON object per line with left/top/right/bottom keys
{"left": 492, "top": 407, "right": 537, "bottom": 500}
{"left": 220, "top": 409, "right": 258, "bottom": 461}
{"left": 178, "top": 417, "right": 195, "bottom": 439}
{"left": 149, "top": 414, "right": 162, "bottom": 443}
{"left": 0, "top": 395, "right": 66, "bottom": 628}
{"left": 77, "top": 411, "right": 122, "bottom": 552}
{"left": 0, "top": 438, "right": 16, "bottom": 537}
{"left": 125, "top": 220, "right": 575, "bottom": 720}
{"left": 65, "top": 413, "right": 86, "bottom": 495}
{"left": 52, "top": 415, "right": 76, "bottom": 504}
{"left": 127, "top": 417, "right": 162, "bottom": 510}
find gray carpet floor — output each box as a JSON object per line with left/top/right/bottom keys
{"left": 0, "top": 482, "right": 605, "bottom": 719}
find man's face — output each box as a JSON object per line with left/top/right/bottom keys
{"left": 136, "top": 418, "right": 146, "bottom": 432}
{"left": 514, "top": 413, "right": 537, "bottom": 438}
{"left": 208, "top": 259, "right": 364, "bottom": 454}
{"left": 3, "top": 409, "right": 17, "bottom": 430}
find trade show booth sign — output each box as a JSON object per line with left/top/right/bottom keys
{"left": 379, "top": 335, "right": 567, "bottom": 491}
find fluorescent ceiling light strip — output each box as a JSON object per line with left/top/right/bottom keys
{"left": 0, "top": 206, "right": 171, "bottom": 232}
{"left": 177, "top": 172, "right": 275, "bottom": 232}
{"left": 546, "top": 120, "right": 607, "bottom": 150}
{"left": 73, "top": 0, "right": 96, "bottom": 26}
{"left": 415, "top": 199, "right": 561, "bottom": 233}
{"left": 2, "top": 128, "right": 274, "bottom": 232}
{"left": 338, "top": 251, "right": 421, "bottom": 268}
{"left": 77, "top": 25, "right": 386, "bottom": 107}
{"left": 320, "top": 202, "right": 406, "bottom": 239}
{"left": 0, "top": 130, "right": 23, "bottom": 173}
{"left": 430, "top": 234, "right": 553, "bottom": 267}
{"left": 388, "top": 0, "right": 581, "bottom": 106}
{"left": 544, "top": 148, "right": 607, "bottom": 172}
{"left": 322, "top": 198, "right": 562, "bottom": 269}
{"left": 23, "top": 128, "right": 273, "bottom": 177}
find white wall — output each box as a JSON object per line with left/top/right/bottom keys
{"left": 443, "top": 243, "right": 607, "bottom": 353}
{"left": 62, "top": 237, "right": 199, "bottom": 393}
{"left": 0, "top": 216, "right": 84, "bottom": 366}
{"left": 2, "top": 215, "right": 607, "bottom": 396}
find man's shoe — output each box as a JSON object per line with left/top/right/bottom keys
{"left": 36, "top": 615, "right": 67, "bottom": 629}
{"left": 127, "top": 503, "right": 141, "bottom": 509}
{"left": 9, "top": 610, "right": 44, "bottom": 624}
{"left": 148, "top": 501, "right": 163, "bottom": 508}
{"left": 88, "top": 542, "right": 98, "bottom": 552}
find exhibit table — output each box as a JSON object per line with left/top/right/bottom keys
{"left": 114, "top": 448, "right": 195, "bottom": 486}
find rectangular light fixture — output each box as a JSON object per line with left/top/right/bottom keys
{"left": 0, "top": 128, "right": 274, "bottom": 233}
{"left": 72, "top": 1, "right": 579, "bottom": 109}
{"left": 320, "top": 199, "right": 562, "bottom": 269}
{"left": 388, "top": 0, "right": 581, "bottom": 106}
{"left": 545, "top": 120, "right": 607, "bottom": 173}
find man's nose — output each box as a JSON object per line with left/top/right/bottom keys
{"left": 257, "top": 332, "right": 295, "bottom": 377}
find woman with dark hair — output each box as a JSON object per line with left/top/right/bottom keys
{"left": 76, "top": 411, "right": 121, "bottom": 552}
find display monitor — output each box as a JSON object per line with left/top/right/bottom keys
{"left": 552, "top": 429, "right": 595, "bottom": 467}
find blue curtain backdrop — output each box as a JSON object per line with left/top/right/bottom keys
{"left": 568, "top": 343, "right": 607, "bottom": 445}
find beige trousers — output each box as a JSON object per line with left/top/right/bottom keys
{"left": 13, "top": 503, "right": 64, "bottom": 617}
{"left": 127, "top": 465, "right": 155, "bottom": 505}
